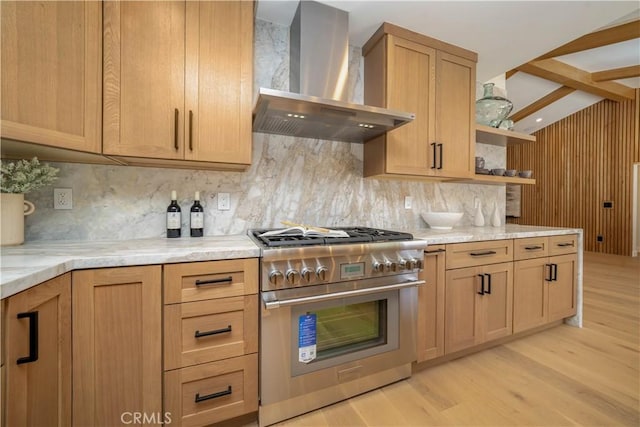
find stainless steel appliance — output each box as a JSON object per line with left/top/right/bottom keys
{"left": 249, "top": 227, "right": 427, "bottom": 426}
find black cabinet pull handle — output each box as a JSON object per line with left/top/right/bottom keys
{"left": 189, "top": 110, "right": 194, "bottom": 151}
{"left": 195, "top": 325, "right": 232, "bottom": 338}
{"left": 524, "top": 245, "right": 543, "bottom": 250}
{"left": 545, "top": 263, "right": 553, "bottom": 282}
{"left": 552, "top": 263, "right": 558, "bottom": 281}
{"left": 437, "top": 143, "right": 443, "bottom": 169}
{"left": 557, "top": 242, "right": 574, "bottom": 247}
{"left": 484, "top": 273, "right": 492, "bottom": 294}
{"left": 195, "top": 386, "right": 232, "bottom": 403}
{"left": 430, "top": 142, "right": 437, "bottom": 169}
{"left": 195, "top": 276, "right": 233, "bottom": 286}
{"left": 469, "top": 251, "right": 497, "bottom": 257}
{"left": 174, "top": 108, "right": 179, "bottom": 150}
{"left": 477, "top": 274, "right": 485, "bottom": 295}
{"left": 424, "top": 248, "right": 446, "bottom": 255}
{"left": 17, "top": 311, "right": 38, "bottom": 365}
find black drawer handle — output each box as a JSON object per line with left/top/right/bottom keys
{"left": 545, "top": 263, "right": 553, "bottom": 282}
{"left": 195, "top": 276, "right": 233, "bottom": 286}
{"left": 195, "top": 325, "right": 232, "bottom": 338}
{"left": 17, "top": 311, "right": 38, "bottom": 365}
{"left": 437, "top": 143, "right": 443, "bottom": 169}
{"left": 552, "top": 263, "right": 558, "bottom": 281}
{"left": 524, "top": 245, "right": 543, "bottom": 250}
{"left": 477, "top": 274, "right": 485, "bottom": 295}
{"left": 557, "top": 242, "right": 574, "bottom": 247}
{"left": 424, "top": 248, "right": 446, "bottom": 255}
{"left": 484, "top": 273, "right": 492, "bottom": 294}
{"left": 430, "top": 142, "right": 437, "bottom": 169}
{"left": 469, "top": 251, "right": 497, "bottom": 257}
{"left": 195, "top": 385, "right": 232, "bottom": 403}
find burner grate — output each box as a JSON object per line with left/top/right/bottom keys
{"left": 249, "top": 227, "right": 413, "bottom": 248}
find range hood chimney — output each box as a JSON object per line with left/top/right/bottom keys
{"left": 252, "top": 1, "right": 414, "bottom": 143}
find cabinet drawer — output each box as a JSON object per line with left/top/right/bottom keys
{"left": 446, "top": 240, "right": 513, "bottom": 269}
{"left": 164, "top": 259, "right": 258, "bottom": 304}
{"left": 164, "top": 295, "right": 258, "bottom": 371}
{"left": 549, "top": 234, "right": 578, "bottom": 256}
{"left": 514, "top": 237, "right": 549, "bottom": 260}
{"left": 164, "top": 353, "right": 258, "bottom": 427}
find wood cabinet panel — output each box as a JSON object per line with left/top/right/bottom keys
{"left": 4, "top": 274, "right": 71, "bottom": 427}
{"left": 513, "top": 258, "right": 549, "bottom": 333}
{"left": 164, "top": 295, "right": 258, "bottom": 370}
{"left": 548, "top": 254, "right": 577, "bottom": 321}
{"left": 548, "top": 234, "right": 578, "bottom": 256}
{"left": 446, "top": 240, "right": 513, "bottom": 269}
{"left": 164, "top": 353, "right": 258, "bottom": 427}
{"left": 482, "top": 263, "right": 513, "bottom": 342}
{"left": 72, "top": 266, "right": 162, "bottom": 426}
{"left": 1, "top": 1, "right": 101, "bottom": 152}
{"left": 416, "top": 246, "right": 445, "bottom": 362}
{"left": 164, "top": 258, "right": 259, "bottom": 304}
{"left": 514, "top": 237, "right": 549, "bottom": 261}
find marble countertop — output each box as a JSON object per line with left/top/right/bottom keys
{"left": 1, "top": 225, "right": 581, "bottom": 299}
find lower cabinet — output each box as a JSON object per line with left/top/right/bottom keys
{"left": 514, "top": 254, "right": 577, "bottom": 333}
{"left": 3, "top": 273, "right": 72, "bottom": 427}
{"left": 416, "top": 246, "right": 446, "bottom": 362}
{"left": 444, "top": 262, "right": 513, "bottom": 354}
{"left": 72, "top": 266, "right": 163, "bottom": 426}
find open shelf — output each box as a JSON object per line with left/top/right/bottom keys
{"left": 456, "top": 174, "right": 536, "bottom": 186}
{"left": 475, "top": 124, "right": 536, "bottom": 146}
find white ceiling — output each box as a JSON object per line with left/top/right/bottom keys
{"left": 256, "top": 0, "right": 640, "bottom": 134}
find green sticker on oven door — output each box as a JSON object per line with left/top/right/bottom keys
{"left": 298, "top": 313, "right": 317, "bottom": 363}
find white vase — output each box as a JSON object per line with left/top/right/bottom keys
{"left": 1, "top": 193, "right": 35, "bottom": 246}
{"left": 473, "top": 199, "right": 485, "bottom": 227}
{"left": 491, "top": 202, "right": 502, "bottom": 227}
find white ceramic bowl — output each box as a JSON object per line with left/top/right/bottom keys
{"left": 421, "top": 212, "right": 464, "bottom": 230}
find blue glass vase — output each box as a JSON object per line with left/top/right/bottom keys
{"left": 475, "top": 83, "right": 513, "bottom": 128}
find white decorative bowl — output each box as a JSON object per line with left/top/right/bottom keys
{"left": 421, "top": 212, "right": 464, "bottom": 230}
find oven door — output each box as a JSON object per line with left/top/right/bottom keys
{"left": 259, "top": 276, "right": 422, "bottom": 424}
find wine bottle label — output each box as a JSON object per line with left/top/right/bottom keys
{"left": 191, "top": 212, "right": 204, "bottom": 229}
{"left": 167, "top": 212, "right": 181, "bottom": 229}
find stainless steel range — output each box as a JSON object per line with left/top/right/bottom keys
{"left": 249, "top": 227, "right": 427, "bottom": 426}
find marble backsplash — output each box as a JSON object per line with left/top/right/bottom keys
{"left": 22, "top": 20, "right": 506, "bottom": 242}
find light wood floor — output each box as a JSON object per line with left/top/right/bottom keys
{"left": 271, "top": 252, "right": 640, "bottom": 426}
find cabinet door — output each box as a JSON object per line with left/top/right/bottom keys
{"left": 481, "top": 262, "right": 513, "bottom": 343}
{"left": 5, "top": 274, "right": 71, "bottom": 427}
{"left": 72, "top": 266, "right": 162, "bottom": 426}
{"left": 103, "top": 1, "right": 185, "bottom": 159}
{"left": 434, "top": 51, "right": 475, "bottom": 178}
{"left": 416, "top": 246, "right": 445, "bottom": 362}
{"left": 1, "top": 1, "right": 101, "bottom": 152}
{"left": 445, "top": 266, "right": 483, "bottom": 354}
{"left": 513, "top": 258, "right": 549, "bottom": 333}
{"left": 548, "top": 254, "right": 577, "bottom": 321}
{"left": 185, "top": 1, "right": 253, "bottom": 165}
{"left": 385, "top": 36, "right": 436, "bottom": 176}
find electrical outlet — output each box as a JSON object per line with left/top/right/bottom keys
{"left": 404, "top": 196, "right": 412, "bottom": 209}
{"left": 597, "top": 235, "right": 604, "bottom": 243}
{"left": 218, "top": 193, "right": 230, "bottom": 210}
{"left": 53, "top": 188, "right": 73, "bottom": 210}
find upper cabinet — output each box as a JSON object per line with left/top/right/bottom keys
{"left": 1, "top": 1, "right": 102, "bottom": 153}
{"left": 363, "top": 23, "right": 476, "bottom": 180}
{"left": 102, "top": 1, "right": 253, "bottom": 170}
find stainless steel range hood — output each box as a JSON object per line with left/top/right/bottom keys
{"left": 252, "top": 1, "right": 414, "bottom": 143}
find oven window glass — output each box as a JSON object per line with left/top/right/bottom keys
{"left": 315, "top": 300, "right": 386, "bottom": 361}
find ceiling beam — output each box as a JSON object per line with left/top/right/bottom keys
{"left": 516, "top": 59, "right": 636, "bottom": 102}
{"left": 591, "top": 65, "right": 640, "bottom": 82}
{"left": 536, "top": 19, "right": 640, "bottom": 60}
{"left": 505, "top": 69, "right": 518, "bottom": 79}
{"left": 509, "top": 86, "right": 576, "bottom": 122}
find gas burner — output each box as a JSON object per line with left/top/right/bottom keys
{"left": 249, "top": 226, "right": 413, "bottom": 248}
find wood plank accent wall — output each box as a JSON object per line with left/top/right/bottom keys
{"left": 507, "top": 89, "right": 639, "bottom": 255}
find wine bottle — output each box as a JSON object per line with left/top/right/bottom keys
{"left": 190, "top": 191, "right": 204, "bottom": 237}
{"left": 166, "top": 190, "right": 181, "bottom": 238}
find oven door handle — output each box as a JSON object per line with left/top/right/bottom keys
{"left": 262, "top": 280, "right": 425, "bottom": 309}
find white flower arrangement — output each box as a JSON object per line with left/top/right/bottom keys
{"left": 1, "top": 157, "right": 59, "bottom": 194}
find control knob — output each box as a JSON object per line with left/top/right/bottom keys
{"left": 398, "top": 259, "right": 407, "bottom": 270}
{"left": 286, "top": 269, "right": 300, "bottom": 285}
{"left": 372, "top": 262, "right": 384, "bottom": 273}
{"left": 408, "top": 258, "right": 417, "bottom": 269}
{"left": 316, "top": 266, "right": 329, "bottom": 281}
{"left": 268, "top": 270, "right": 284, "bottom": 287}
{"left": 301, "top": 267, "right": 314, "bottom": 282}
{"left": 385, "top": 261, "right": 397, "bottom": 272}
